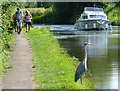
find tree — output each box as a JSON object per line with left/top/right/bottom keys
{"left": 53, "top": 2, "right": 104, "bottom": 24}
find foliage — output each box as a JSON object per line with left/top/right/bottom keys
{"left": 24, "top": 2, "right": 37, "bottom": 8}
{"left": 25, "top": 27, "right": 94, "bottom": 89}
{"left": 114, "top": 1, "right": 120, "bottom": 7}
{"left": 0, "top": 2, "right": 17, "bottom": 76}
{"left": 36, "top": 2, "right": 53, "bottom": 8}
{"left": 107, "top": 8, "right": 119, "bottom": 25}
{"left": 16, "top": 2, "right": 36, "bottom": 8}
{"left": 22, "top": 2, "right": 108, "bottom": 24}
{"left": 21, "top": 8, "right": 54, "bottom": 24}
{"left": 52, "top": 2, "right": 105, "bottom": 24}
{"left": 104, "top": 2, "right": 120, "bottom": 25}
{"left": 21, "top": 2, "right": 119, "bottom": 25}
{"left": 42, "top": 2, "right": 54, "bottom": 9}
{"left": 33, "top": 8, "right": 53, "bottom": 24}
{"left": 17, "top": 2, "right": 53, "bottom": 8}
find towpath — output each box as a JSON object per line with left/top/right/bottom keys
{"left": 2, "top": 32, "right": 34, "bottom": 89}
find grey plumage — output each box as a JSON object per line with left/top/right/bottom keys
{"left": 74, "top": 42, "right": 92, "bottom": 83}
{"left": 75, "top": 60, "right": 86, "bottom": 83}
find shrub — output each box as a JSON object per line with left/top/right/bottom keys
{"left": 21, "top": 8, "right": 54, "bottom": 24}
{"left": 107, "top": 7, "right": 119, "bottom": 25}
{"left": 0, "top": 2, "right": 17, "bottom": 76}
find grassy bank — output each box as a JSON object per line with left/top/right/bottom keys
{"left": 112, "top": 26, "right": 120, "bottom": 34}
{"left": 25, "top": 27, "right": 94, "bottom": 89}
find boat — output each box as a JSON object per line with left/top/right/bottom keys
{"left": 74, "top": 7, "right": 111, "bottom": 30}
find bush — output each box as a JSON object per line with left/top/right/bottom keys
{"left": 104, "top": 3, "right": 120, "bottom": 26}
{"left": 21, "top": 8, "right": 54, "bottom": 24}
{"left": 107, "top": 8, "right": 120, "bottom": 25}
{"left": 0, "top": 2, "right": 17, "bottom": 76}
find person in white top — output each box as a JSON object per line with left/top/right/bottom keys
{"left": 24, "top": 10, "right": 32, "bottom": 32}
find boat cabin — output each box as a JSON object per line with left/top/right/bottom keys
{"left": 75, "top": 7, "right": 110, "bottom": 30}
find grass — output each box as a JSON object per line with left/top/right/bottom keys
{"left": 24, "top": 27, "right": 94, "bottom": 89}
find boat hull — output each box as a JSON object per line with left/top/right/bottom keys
{"left": 75, "top": 19, "right": 109, "bottom": 30}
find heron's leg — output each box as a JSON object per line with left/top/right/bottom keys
{"left": 80, "top": 77, "right": 82, "bottom": 84}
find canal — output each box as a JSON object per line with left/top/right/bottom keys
{"left": 34, "top": 24, "right": 119, "bottom": 89}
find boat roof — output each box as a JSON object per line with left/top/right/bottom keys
{"left": 84, "top": 7, "right": 103, "bottom": 12}
{"left": 83, "top": 7, "right": 106, "bottom": 15}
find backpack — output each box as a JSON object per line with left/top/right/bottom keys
{"left": 15, "top": 11, "right": 22, "bottom": 21}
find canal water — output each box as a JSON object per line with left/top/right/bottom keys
{"left": 34, "top": 24, "right": 119, "bottom": 89}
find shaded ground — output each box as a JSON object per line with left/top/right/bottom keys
{"left": 2, "top": 32, "right": 34, "bottom": 89}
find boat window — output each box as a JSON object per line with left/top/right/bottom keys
{"left": 90, "top": 15, "right": 106, "bottom": 19}
{"left": 82, "top": 15, "right": 88, "bottom": 19}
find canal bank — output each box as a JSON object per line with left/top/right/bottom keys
{"left": 25, "top": 27, "right": 94, "bottom": 89}
{"left": 52, "top": 25, "right": 119, "bottom": 89}
{"left": 33, "top": 24, "right": 119, "bottom": 89}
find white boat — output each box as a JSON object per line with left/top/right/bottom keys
{"left": 74, "top": 7, "right": 111, "bottom": 30}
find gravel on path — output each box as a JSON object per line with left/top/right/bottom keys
{"left": 2, "top": 32, "right": 34, "bottom": 89}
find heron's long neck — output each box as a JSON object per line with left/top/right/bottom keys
{"left": 84, "top": 46, "right": 87, "bottom": 69}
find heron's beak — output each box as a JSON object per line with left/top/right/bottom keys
{"left": 87, "top": 43, "right": 93, "bottom": 45}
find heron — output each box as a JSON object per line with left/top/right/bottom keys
{"left": 74, "top": 42, "right": 92, "bottom": 84}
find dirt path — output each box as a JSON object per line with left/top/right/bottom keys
{"left": 2, "top": 32, "right": 34, "bottom": 89}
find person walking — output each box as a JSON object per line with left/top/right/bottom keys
{"left": 15, "top": 8, "right": 23, "bottom": 34}
{"left": 24, "top": 10, "right": 32, "bottom": 32}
